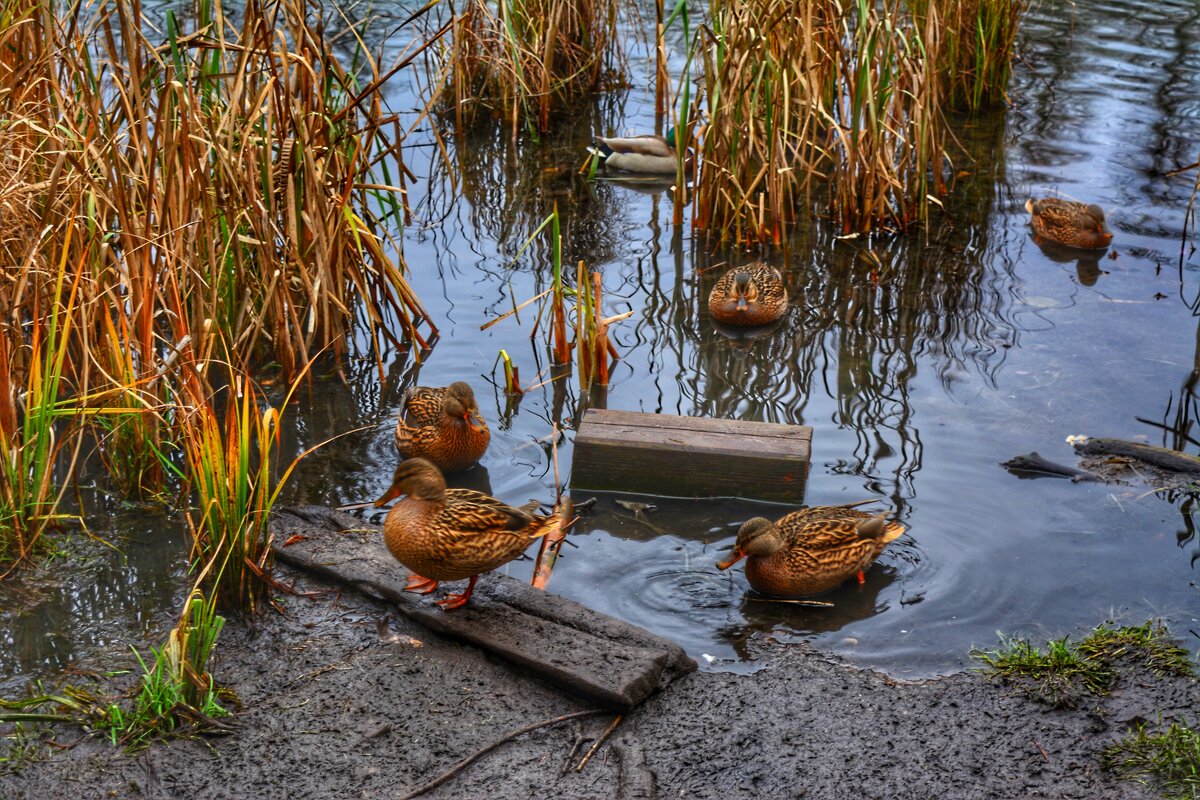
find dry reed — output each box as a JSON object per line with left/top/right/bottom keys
{"left": 0, "top": 0, "right": 431, "bottom": 577}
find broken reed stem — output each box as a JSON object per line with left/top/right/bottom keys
{"left": 576, "top": 713, "right": 623, "bottom": 772}
{"left": 531, "top": 424, "right": 573, "bottom": 590}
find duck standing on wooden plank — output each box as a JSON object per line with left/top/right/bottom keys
{"left": 373, "top": 458, "right": 569, "bottom": 610}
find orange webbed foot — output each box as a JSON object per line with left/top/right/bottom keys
{"left": 405, "top": 575, "right": 439, "bottom": 594}
{"left": 434, "top": 575, "right": 478, "bottom": 611}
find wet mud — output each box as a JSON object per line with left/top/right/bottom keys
{"left": 2, "top": 557, "right": 1193, "bottom": 800}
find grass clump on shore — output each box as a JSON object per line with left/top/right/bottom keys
{"left": 973, "top": 621, "right": 1195, "bottom": 709}
{"left": 1102, "top": 720, "right": 1200, "bottom": 800}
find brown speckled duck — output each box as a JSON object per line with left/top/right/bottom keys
{"left": 707, "top": 263, "right": 788, "bottom": 327}
{"left": 395, "top": 381, "right": 489, "bottom": 473}
{"left": 716, "top": 504, "right": 905, "bottom": 597}
{"left": 1025, "top": 198, "right": 1113, "bottom": 250}
{"left": 373, "top": 458, "right": 566, "bottom": 609}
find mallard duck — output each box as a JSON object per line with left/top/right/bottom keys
{"left": 373, "top": 458, "right": 566, "bottom": 610}
{"left": 716, "top": 504, "right": 905, "bottom": 597}
{"left": 595, "top": 128, "right": 691, "bottom": 175}
{"left": 707, "top": 263, "right": 788, "bottom": 327}
{"left": 395, "top": 381, "right": 489, "bottom": 473}
{"left": 1025, "top": 198, "right": 1113, "bottom": 250}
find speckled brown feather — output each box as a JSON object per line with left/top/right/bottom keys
{"left": 394, "top": 382, "right": 489, "bottom": 472}
{"left": 707, "top": 263, "right": 788, "bottom": 327}
{"left": 733, "top": 506, "right": 904, "bottom": 597}
{"left": 402, "top": 382, "right": 477, "bottom": 427}
{"left": 378, "top": 459, "right": 562, "bottom": 583}
{"left": 1025, "top": 198, "right": 1113, "bottom": 250}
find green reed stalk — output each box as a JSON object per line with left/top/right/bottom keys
{"left": 0, "top": 242, "right": 85, "bottom": 570}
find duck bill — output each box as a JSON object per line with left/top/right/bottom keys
{"left": 716, "top": 547, "right": 746, "bottom": 571}
{"left": 464, "top": 410, "right": 485, "bottom": 433}
{"left": 736, "top": 297, "right": 749, "bottom": 312}
{"left": 373, "top": 482, "right": 404, "bottom": 508}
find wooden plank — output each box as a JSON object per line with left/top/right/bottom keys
{"left": 588, "top": 409, "right": 812, "bottom": 440}
{"left": 572, "top": 408, "right": 811, "bottom": 502}
{"left": 271, "top": 506, "right": 695, "bottom": 710}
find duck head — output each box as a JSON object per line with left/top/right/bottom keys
{"left": 716, "top": 517, "right": 783, "bottom": 570}
{"left": 374, "top": 458, "right": 447, "bottom": 506}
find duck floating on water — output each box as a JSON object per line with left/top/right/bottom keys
{"left": 716, "top": 504, "right": 905, "bottom": 597}
{"left": 1025, "top": 197, "right": 1113, "bottom": 250}
{"left": 373, "top": 458, "right": 568, "bottom": 610}
{"left": 594, "top": 128, "right": 691, "bottom": 175}
{"left": 707, "top": 262, "right": 788, "bottom": 327}
{"left": 394, "top": 381, "right": 489, "bottom": 473}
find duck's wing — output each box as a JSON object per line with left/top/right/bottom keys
{"left": 597, "top": 135, "right": 674, "bottom": 158}
{"left": 443, "top": 489, "right": 541, "bottom": 535}
{"left": 402, "top": 385, "right": 448, "bottom": 426}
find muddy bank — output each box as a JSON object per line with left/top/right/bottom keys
{"left": 3, "top": 545, "right": 1194, "bottom": 800}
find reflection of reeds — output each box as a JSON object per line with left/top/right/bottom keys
{"left": 439, "top": 0, "right": 623, "bottom": 132}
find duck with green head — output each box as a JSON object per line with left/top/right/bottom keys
{"left": 595, "top": 127, "right": 691, "bottom": 175}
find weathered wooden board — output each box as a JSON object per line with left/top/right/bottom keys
{"left": 270, "top": 506, "right": 695, "bottom": 710}
{"left": 571, "top": 408, "right": 811, "bottom": 502}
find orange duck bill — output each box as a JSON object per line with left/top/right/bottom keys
{"left": 464, "top": 409, "right": 486, "bottom": 433}
{"left": 716, "top": 547, "right": 745, "bottom": 570}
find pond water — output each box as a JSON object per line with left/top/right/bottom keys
{"left": 4, "top": 0, "right": 1200, "bottom": 686}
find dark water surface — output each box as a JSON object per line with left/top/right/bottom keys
{"left": 4, "top": 0, "right": 1200, "bottom": 685}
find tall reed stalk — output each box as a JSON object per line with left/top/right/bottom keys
{"left": 437, "top": 0, "right": 624, "bottom": 133}
{"left": 178, "top": 371, "right": 306, "bottom": 614}
{"left": 825, "top": 0, "right": 948, "bottom": 233}
{"left": 693, "top": 0, "right": 836, "bottom": 243}
{"left": 693, "top": 0, "right": 989, "bottom": 239}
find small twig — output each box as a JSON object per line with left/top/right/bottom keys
{"left": 576, "top": 714, "right": 623, "bottom": 772}
{"left": 744, "top": 596, "right": 836, "bottom": 607}
{"left": 1033, "top": 736, "right": 1050, "bottom": 763}
{"left": 399, "top": 710, "right": 606, "bottom": 800}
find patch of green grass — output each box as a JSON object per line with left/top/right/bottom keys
{"left": 972, "top": 620, "right": 1195, "bottom": 709}
{"left": 1078, "top": 621, "right": 1196, "bottom": 679}
{"left": 1102, "top": 720, "right": 1200, "bottom": 800}
{"left": 0, "top": 721, "right": 51, "bottom": 775}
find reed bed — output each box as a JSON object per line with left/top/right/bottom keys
{"left": 435, "top": 0, "right": 624, "bottom": 132}
{"left": 692, "top": 0, "right": 836, "bottom": 244}
{"left": 0, "top": 0, "right": 432, "bottom": 572}
{"left": 692, "top": 0, "right": 1022, "bottom": 240}
{"left": 910, "top": 0, "right": 1028, "bottom": 111}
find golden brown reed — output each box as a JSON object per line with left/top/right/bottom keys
{"left": 435, "top": 0, "right": 624, "bottom": 132}
{"left": 0, "top": 0, "right": 431, "bottom": 579}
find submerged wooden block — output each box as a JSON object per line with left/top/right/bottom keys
{"left": 572, "top": 408, "right": 811, "bottom": 502}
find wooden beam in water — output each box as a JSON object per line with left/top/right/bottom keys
{"left": 571, "top": 409, "right": 812, "bottom": 503}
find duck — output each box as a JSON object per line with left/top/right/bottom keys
{"left": 595, "top": 128, "right": 691, "bottom": 175}
{"left": 373, "top": 458, "right": 567, "bottom": 609}
{"left": 707, "top": 262, "right": 788, "bottom": 327}
{"left": 1025, "top": 197, "right": 1113, "bottom": 250}
{"left": 395, "top": 381, "right": 489, "bottom": 473}
{"left": 716, "top": 503, "right": 905, "bottom": 597}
